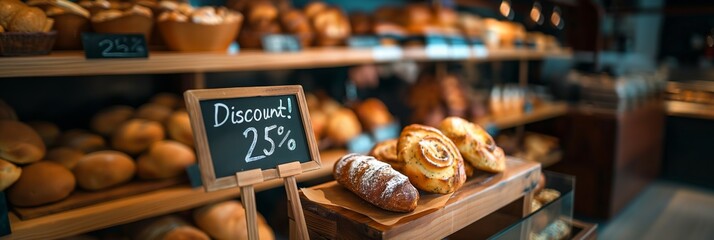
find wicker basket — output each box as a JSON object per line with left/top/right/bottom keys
{"left": 0, "top": 31, "right": 57, "bottom": 56}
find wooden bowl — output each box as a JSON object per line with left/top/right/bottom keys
{"left": 92, "top": 14, "right": 153, "bottom": 42}
{"left": 158, "top": 20, "right": 242, "bottom": 52}
{"left": 52, "top": 13, "right": 90, "bottom": 50}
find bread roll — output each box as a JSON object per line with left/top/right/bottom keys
{"left": 137, "top": 140, "right": 195, "bottom": 179}
{"left": 0, "top": 120, "right": 46, "bottom": 164}
{"left": 166, "top": 111, "right": 193, "bottom": 147}
{"left": 91, "top": 105, "right": 134, "bottom": 136}
{"left": 7, "top": 161, "right": 75, "bottom": 207}
{"left": 74, "top": 150, "right": 135, "bottom": 190}
{"left": 0, "top": 158, "right": 21, "bottom": 191}
{"left": 58, "top": 129, "right": 106, "bottom": 153}
{"left": 0, "top": 99, "right": 17, "bottom": 120}
{"left": 325, "top": 108, "right": 361, "bottom": 146}
{"left": 438, "top": 117, "right": 505, "bottom": 173}
{"left": 368, "top": 139, "right": 401, "bottom": 171}
{"left": 354, "top": 98, "right": 393, "bottom": 132}
{"left": 279, "top": 9, "right": 313, "bottom": 47}
{"left": 47, "top": 147, "right": 85, "bottom": 170}
{"left": 28, "top": 121, "right": 60, "bottom": 147}
{"left": 398, "top": 124, "right": 466, "bottom": 194}
{"left": 0, "top": 0, "right": 25, "bottom": 28}
{"left": 132, "top": 215, "right": 210, "bottom": 240}
{"left": 303, "top": 1, "right": 326, "bottom": 19}
{"left": 194, "top": 200, "right": 273, "bottom": 240}
{"left": 150, "top": 92, "right": 182, "bottom": 110}
{"left": 112, "top": 119, "right": 165, "bottom": 155}
{"left": 164, "top": 226, "right": 211, "bottom": 240}
{"left": 8, "top": 6, "right": 47, "bottom": 32}
{"left": 535, "top": 188, "right": 560, "bottom": 204}
{"left": 135, "top": 103, "right": 173, "bottom": 123}
{"left": 334, "top": 154, "right": 418, "bottom": 212}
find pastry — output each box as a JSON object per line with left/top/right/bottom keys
{"left": 166, "top": 111, "right": 193, "bottom": 147}
{"left": 194, "top": 200, "right": 274, "bottom": 240}
{"left": 131, "top": 216, "right": 210, "bottom": 240}
{"left": 368, "top": 139, "right": 401, "bottom": 171}
{"left": 150, "top": 92, "right": 182, "bottom": 110}
{"left": 58, "top": 129, "right": 106, "bottom": 153}
{"left": 74, "top": 150, "right": 136, "bottom": 190}
{"left": 535, "top": 188, "right": 560, "bottom": 204}
{"left": 46, "top": 147, "right": 85, "bottom": 170}
{"left": 137, "top": 140, "right": 195, "bottom": 179}
{"left": 279, "top": 9, "right": 313, "bottom": 47}
{"left": 334, "top": 154, "right": 418, "bottom": 212}
{"left": 311, "top": 7, "right": 350, "bottom": 46}
{"left": 28, "top": 121, "right": 60, "bottom": 147}
{"left": 398, "top": 124, "right": 466, "bottom": 194}
{"left": 0, "top": 158, "right": 21, "bottom": 191}
{"left": 303, "top": 1, "right": 326, "bottom": 19}
{"left": 0, "top": 99, "right": 18, "bottom": 120}
{"left": 135, "top": 103, "right": 173, "bottom": 123}
{"left": 112, "top": 119, "right": 165, "bottom": 155}
{"left": 354, "top": 98, "right": 393, "bottom": 132}
{"left": 2, "top": 1, "right": 48, "bottom": 32}
{"left": 7, "top": 161, "right": 75, "bottom": 207}
{"left": 0, "top": 120, "right": 46, "bottom": 164}
{"left": 438, "top": 117, "right": 506, "bottom": 173}
{"left": 324, "top": 108, "right": 361, "bottom": 146}
{"left": 90, "top": 105, "right": 134, "bottom": 136}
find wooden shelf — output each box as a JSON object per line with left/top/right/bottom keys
{"left": 475, "top": 102, "right": 569, "bottom": 130}
{"left": 0, "top": 48, "right": 571, "bottom": 78}
{"left": 3, "top": 149, "right": 347, "bottom": 240}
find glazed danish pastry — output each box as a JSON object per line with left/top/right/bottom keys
{"left": 368, "top": 139, "right": 402, "bottom": 171}
{"left": 439, "top": 117, "right": 506, "bottom": 173}
{"left": 398, "top": 124, "right": 466, "bottom": 194}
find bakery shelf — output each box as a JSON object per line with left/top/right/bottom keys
{"left": 0, "top": 48, "right": 571, "bottom": 78}
{"left": 666, "top": 100, "right": 714, "bottom": 120}
{"left": 2, "top": 149, "right": 347, "bottom": 240}
{"left": 475, "top": 101, "right": 569, "bottom": 130}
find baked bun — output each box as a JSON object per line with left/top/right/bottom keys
{"left": 74, "top": 150, "right": 135, "bottom": 190}
{"left": 132, "top": 216, "right": 210, "bottom": 240}
{"left": 150, "top": 92, "right": 182, "bottom": 110}
{"left": 28, "top": 121, "right": 60, "bottom": 147}
{"left": 58, "top": 129, "right": 106, "bottom": 153}
{"left": 91, "top": 105, "right": 134, "bottom": 136}
{"left": 135, "top": 103, "right": 173, "bottom": 123}
{"left": 311, "top": 7, "right": 350, "bottom": 46}
{"left": 354, "top": 98, "right": 393, "bottom": 132}
{"left": 0, "top": 120, "right": 46, "bottom": 164}
{"left": 303, "top": 1, "right": 326, "bottom": 19}
{"left": 137, "top": 140, "right": 195, "bottom": 179}
{"left": 166, "top": 111, "right": 193, "bottom": 147}
{"left": 0, "top": 0, "right": 26, "bottom": 28}
{"left": 0, "top": 158, "right": 21, "bottom": 191}
{"left": 8, "top": 161, "right": 75, "bottom": 207}
{"left": 194, "top": 200, "right": 274, "bottom": 240}
{"left": 279, "top": 9, "right": 313, "bottom": 47}
{"left": 368, "top": 139, "right": 401, "bottom": 171}
{"left": 46, "top": 147, "right": 85, "bottom": 170}
{"left": 325, "top": 108, "right": 361, "bottom": 146}
{"left": 0, "top": 99, "right": 18, "bottom": 120}
{"left": 164, "top": 226, "right": 211, "bottom": 240}
{"left": 398, "top": 124, "right": 466, "bottom": 194}
{"left": 112, "top": 119, "right": 165, "bottom": 155}
{"left": 438, "top": 117, "right": 505, "bottom": 173}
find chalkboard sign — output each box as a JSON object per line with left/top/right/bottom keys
{"left": 82, "top": 33, "right": 148, "bottom": 59}
{"left": 185, "top": 86, "right": 321, "bottom": 191}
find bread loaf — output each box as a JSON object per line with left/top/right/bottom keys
{"left": 0, "top": 120, "right": 46, "bottom": 164}
{"left": 0, "top": 158, "right": 21, "bottom": 191}
{"left": 112, "top": 119, "right": 165, "bottom": 155}
{"left": 368, "top": 139, "right": 402, "bottom": 171}
{"left": 46, "top": 147, "right": 85, "bottom": 170}
{"left": 58, "top": 129, "right": 107, "bottom": 153}
{"left": 131, "top": 215, "right": 210, "bottom": 240}
{"left": 137, "top": 140, "right": 195, "bottom": 179}
{"left": 166, "top": 111, "right": 193, "bottom": 147}
{"left": 194, "top": 200, "right": 274, "bottom": 240}
{"left": 354, "top": 98, "right": 393, "bottom": 132}
{"left": 398, "top": 124, "right": 466, "bottom": 194}
{"left": 7, "top": 161, "right": 75, "bottom": 207}
{"left": 90, "top": 105, "right": 134, "bottom": 136}
{"left": 28, "top": 121, "right": 60, "bottom": 147}
{"left": 334, "top": 154, "right": 418, "bottom": 212}
{"left": 325, "top": 108, "right": 361, "bottom": 146}
{"left": 73, "top": 150, "right": 135, "bottom": 190}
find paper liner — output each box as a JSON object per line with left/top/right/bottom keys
{"left": 302, "top": 181, "right": 453, "bottom": 226}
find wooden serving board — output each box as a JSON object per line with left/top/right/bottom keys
{"left": 12, "top": 177, "right": 186, "bottom": 220}
{"left": 299, "top": 158, "right": 541, "bottom": 240}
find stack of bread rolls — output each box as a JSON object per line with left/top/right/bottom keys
{"left": 237, "top": 0, "right": 281, "bottom": 49}
{"left": 0, "top": 93, "right": 197, "bottom": 208}
{"left": 303, "top": 1, "right": 350, "bottom": 46}
{"left": 0, "top": 0, "right": 54, "bottom": 33}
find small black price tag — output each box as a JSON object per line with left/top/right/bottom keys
{"left": 262, "top": 34, "right": 301, "bottom": 53}
{"left": 82, "top": 33, "right": 148, "bottom": 59}
{"left": 347, "top": 36, "right": 380, "bottom": 48}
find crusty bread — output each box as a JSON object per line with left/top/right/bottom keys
{"left": 8, "top": 6, "right": 47, "bottom": 32}
{"left": 137, "top": 140, "right": 195, "bottom": 179}
{"left": 166, "top": 111, "right": 193, "bottom": 147}
{"left": 0, "top": 158, "right": 21, "bottom": 191}
{"left": 325, "top": 108, "right": 361, "bottom": 146}
{"left": 0, "top": 120, "right": 46, "bottom": 164}
{"left": 354, "top": 98, "right": 393, "bottom": 132}
{"left": 438, "top": 117, "right": 505, "bottom": 173}
{"left": 194, "top": 200, "right": 274, "bottom": 240}
{"left": 132, "top": 215, "right": 210, "bottom": 240}
{"left": 90, "top": 105, "right": 134, "bottom": 136}
{"left": 7, "top": 161, "right": 75, "bottom": 207}
{"left": 112, "top": 119, "right": 165, "bottom": 155}
{"left": 334, "top": 154, "right": 418, "bottom": 212}
{"left": 73, "top": 150, "right": 135, "bottom": 190}
{"left": 368, "top": 139, "right": 402, "bottom": 171}
{"left": 46, "top": 147, "right": 85, "bottom": 170}
{"left": 398, "top": 124, "right": 466, "bottom": 194}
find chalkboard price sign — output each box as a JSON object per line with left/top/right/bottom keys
{"left": 185, "top": 86, "right": 321, "bottom": 192}
{"left": 82, "top": 33, "right": 148, "bottom": 59}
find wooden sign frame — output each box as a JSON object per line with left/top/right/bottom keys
{"left": 184, "top": 85, "right": 322, "bottom": 192}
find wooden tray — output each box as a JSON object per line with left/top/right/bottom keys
{"left": 299, "top": 158, "right": 541, "bottom": 240}
{"left": 12, "top": 177, "right": 185, "bottom": 220}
